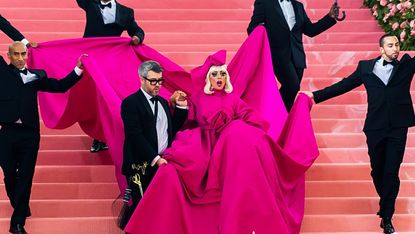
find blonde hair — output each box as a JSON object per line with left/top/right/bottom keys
{"left": 203, "top": 65, "right": 233, "bottom": 94}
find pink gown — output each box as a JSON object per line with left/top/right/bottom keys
{"left": 125, "top": 92, "right": 318, "bottom": 234}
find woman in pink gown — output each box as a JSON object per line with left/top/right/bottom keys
{"left": 125, "top": 63, "right": 317, "bottom": 234}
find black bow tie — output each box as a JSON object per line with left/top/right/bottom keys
{"left": 99, "top": 2, "right": 112, "bottom": 9}
{"left": 383, "top": 60, "right": 397, "bottom": 66}
{"left": 19, "top": 69, "right": 28, "bottom": 75}
{"left": 280, "top": 0, "right": 290, "bottom": 2}
{"left": 150, "top": 96, "right": 159, "bottom": 104}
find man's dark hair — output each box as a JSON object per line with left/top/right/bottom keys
{"left": 379, "top": 34, "right": 397, "bottom": 47}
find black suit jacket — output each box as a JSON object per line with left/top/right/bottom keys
{"left": 247, "top": 0, "right": 336, "bottom": 68}
{"left": 121, "top": 90, "right": 188, "bottom": 175}
{"left": 77, "top": 0, "right": 145, "bottom": 42}
{"left": 0, "top": 15, "right": 83, "bottom": 130}
{"left": 313, "top": 54, "right": 415, "bottom": 131}
{"left": 0, "top": 15, "right": 25, "bottom": 41}
{"left": 0, "top": 62, "right": 82, "bottom": 130}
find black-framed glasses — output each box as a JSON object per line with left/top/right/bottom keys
{"left": 144, "top": 76, "right": 164, "bottom": 86}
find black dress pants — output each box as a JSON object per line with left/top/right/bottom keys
{"left": 365, "top": 127, "right": 408, "bottom": 218}
{"left": 0, "top": 123, "right": 39, "bottom": 226}
{"left": 272, "top": 58, "right": 304, "bottom": 112}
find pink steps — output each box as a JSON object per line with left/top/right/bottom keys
{"left": 306, "top": 181, "right": 415, "bottom": 197}
{"left": 317, "top": 148, "right": 415, "bottom": 163}
{"left": 4, "top": 20, "right": 380, "bottom": 34}
{"left": 36, "top": 132, "right": 415, "bottom": 149}
{"left": 0, "top": 0, "right": 365, "bottom": 9}
{"left": 302, "top": 214, "right": 415, "bottom": 232}
{"left": 0, "top": 9, "right": 376, "bottom": 21}
{"left": 0, "top": 218, "right": 122, "bottom": 234}
{"left": 1, "top": 0, "right": 414, "bottom": 233}
{"left": 0, "top": 183, "right": 118, "bottom": 200}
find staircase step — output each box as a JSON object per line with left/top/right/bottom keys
{"left": 301, "top": 214, "right": 415, "bottom": 232}
{"left": 7, "top": 19, "right": 381, "bottom": 33}
{"left": 39, "top": 132, "right": 415, "bottom": 149}
{"left": 39, "top": 135, "right": 90, "bottom": 150}
{"left": 313, "top": 119, "right": 415, "bottom": 133}
{"left": 10, "top": 32, "right": 382, "bottom": 45}
{"left": 315, "top": 133, "right": 415, "bottom": 148}
{"left": 152, "top": 43, "right": 381, "bottom": 53}
{"left": 307, "top": 163, "right": 415, "bottom": 181}
{"left": 29, "top": 166, "right": 116, "bottom": 183}
{"left": 305, "top": 181, "right": 414, "bottom": 197}
{"left": 0, "top": 199, "right": 118, "bottom": 218}
{"left": 316, "top": 148, "right": 415, "bottom": 163}
{"left": 0, "top": 183, "right": 119, "bottom": 199}
{"left": 37, "top": 150, "right": 113, "bottom": 165}
{"left": 0, "top": 217, "right": 122, "bottom": 234}
{"left": 311, "top": 105, "right": 368, "bottom": 118}
{"left": 305, "top": 197, "right": 415, "bottom": 214}
{"left": 0, "top": 9, "right": 377, "bottom": 21}
{"left": 0, "top": 0, "right": 367, "bottom": 9}
{"left": 40, "top": 121, "right": 83, "bottom": 135}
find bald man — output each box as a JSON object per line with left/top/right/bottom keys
{"left": 0, "top": 21, "right": 86, "bottom": 233}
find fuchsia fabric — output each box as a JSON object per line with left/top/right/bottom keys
{"left": 27, "top": 37, "right": 190, "bottom": 189}
{"left": 125, "top": 92, "right": 316, "bottom": 234}
{"left": 28, "top": 26, "right": 319, "bottom": 233}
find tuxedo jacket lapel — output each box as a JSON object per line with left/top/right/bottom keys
{"left": 273, "top": 0, "right": 290, "bottom": 30}
{"left": 291, "top": 0, "right": 300, "bottom": 30}
{"left": 115, "top": 2, "right": 129, "bottom": 27}
{"left": 92, "top": 2, "right": 105, "bottom": 24}
{"left": 388, "top": 61, "right": 401, "bottom": 84}
{"left": 137, "top": 90, "right": 154, "bottom": 118}
{"left": 115, "top": 2, "right": 122, "bottom": 24}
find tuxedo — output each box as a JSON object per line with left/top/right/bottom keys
{"left": 121, "top": 89, "right": 188, "bottom": 206}
{"left": 77, "top": 0, "right": 145, "bottom": 41}
{"left": 313, "top": 54, "right": 415, "bottom": 218}
{"left": 0, "top": 65, "right": 82, "bottom": 227}
{"left": 247, "top": 0, "right": 336, "bottom": 111}
{"left": 0, "top": 15, "right": 83, "bottom": 228}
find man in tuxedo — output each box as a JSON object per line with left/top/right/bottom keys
{"left": 247, "top": 0, "right": 340, "bottom": 111}
{"left": 302, "top": 34, "right": 415, "bottom": 234}
{"left": 77, "top": 0, "right": 145, "bottom": 152}
{"left": 0, "top": 16, "right": 86, "bottom": 234}
{"left": 121, "top": 60, "right": 188, "bottom": 225}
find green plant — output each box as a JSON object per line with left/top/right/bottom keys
{"left": 364, "top": 0, "right": 415, "bottom": 50}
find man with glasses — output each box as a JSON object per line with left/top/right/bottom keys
{"left": 120, "top": 60, "right": 188, "bottom": 228}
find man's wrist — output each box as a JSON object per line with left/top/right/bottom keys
{"left": 74, "top": 66, "right": 83, "bottom": 76}
{"left": 21, "top": 38, "right": 30, "bottom": 47}
{"left": 151, "top": 155, "right": 161, "bottom": 167}
{"left": 176, "top": 105, "right": 188, "bottom": 110}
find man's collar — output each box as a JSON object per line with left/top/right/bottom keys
{"left": 141, "top": 88, "right": 154, "bottom": 100}
{"left": 100, "top": 0, "right": 115, "bottom": 5}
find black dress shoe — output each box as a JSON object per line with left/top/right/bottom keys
{"left": 9, "top": 224, "right": 28, "bottom": 234}
{"left": 90, "top": 139, "right": 101, "bottom": 153}
{"left": 380, "top": 217, "right": 395, "bottom": 234}
{"left": 101, "top": 142, "right": 109, "bottom": 150}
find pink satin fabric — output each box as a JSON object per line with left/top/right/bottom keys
{"left": 27, "top": 26, "right": 319, "bottom": 233}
